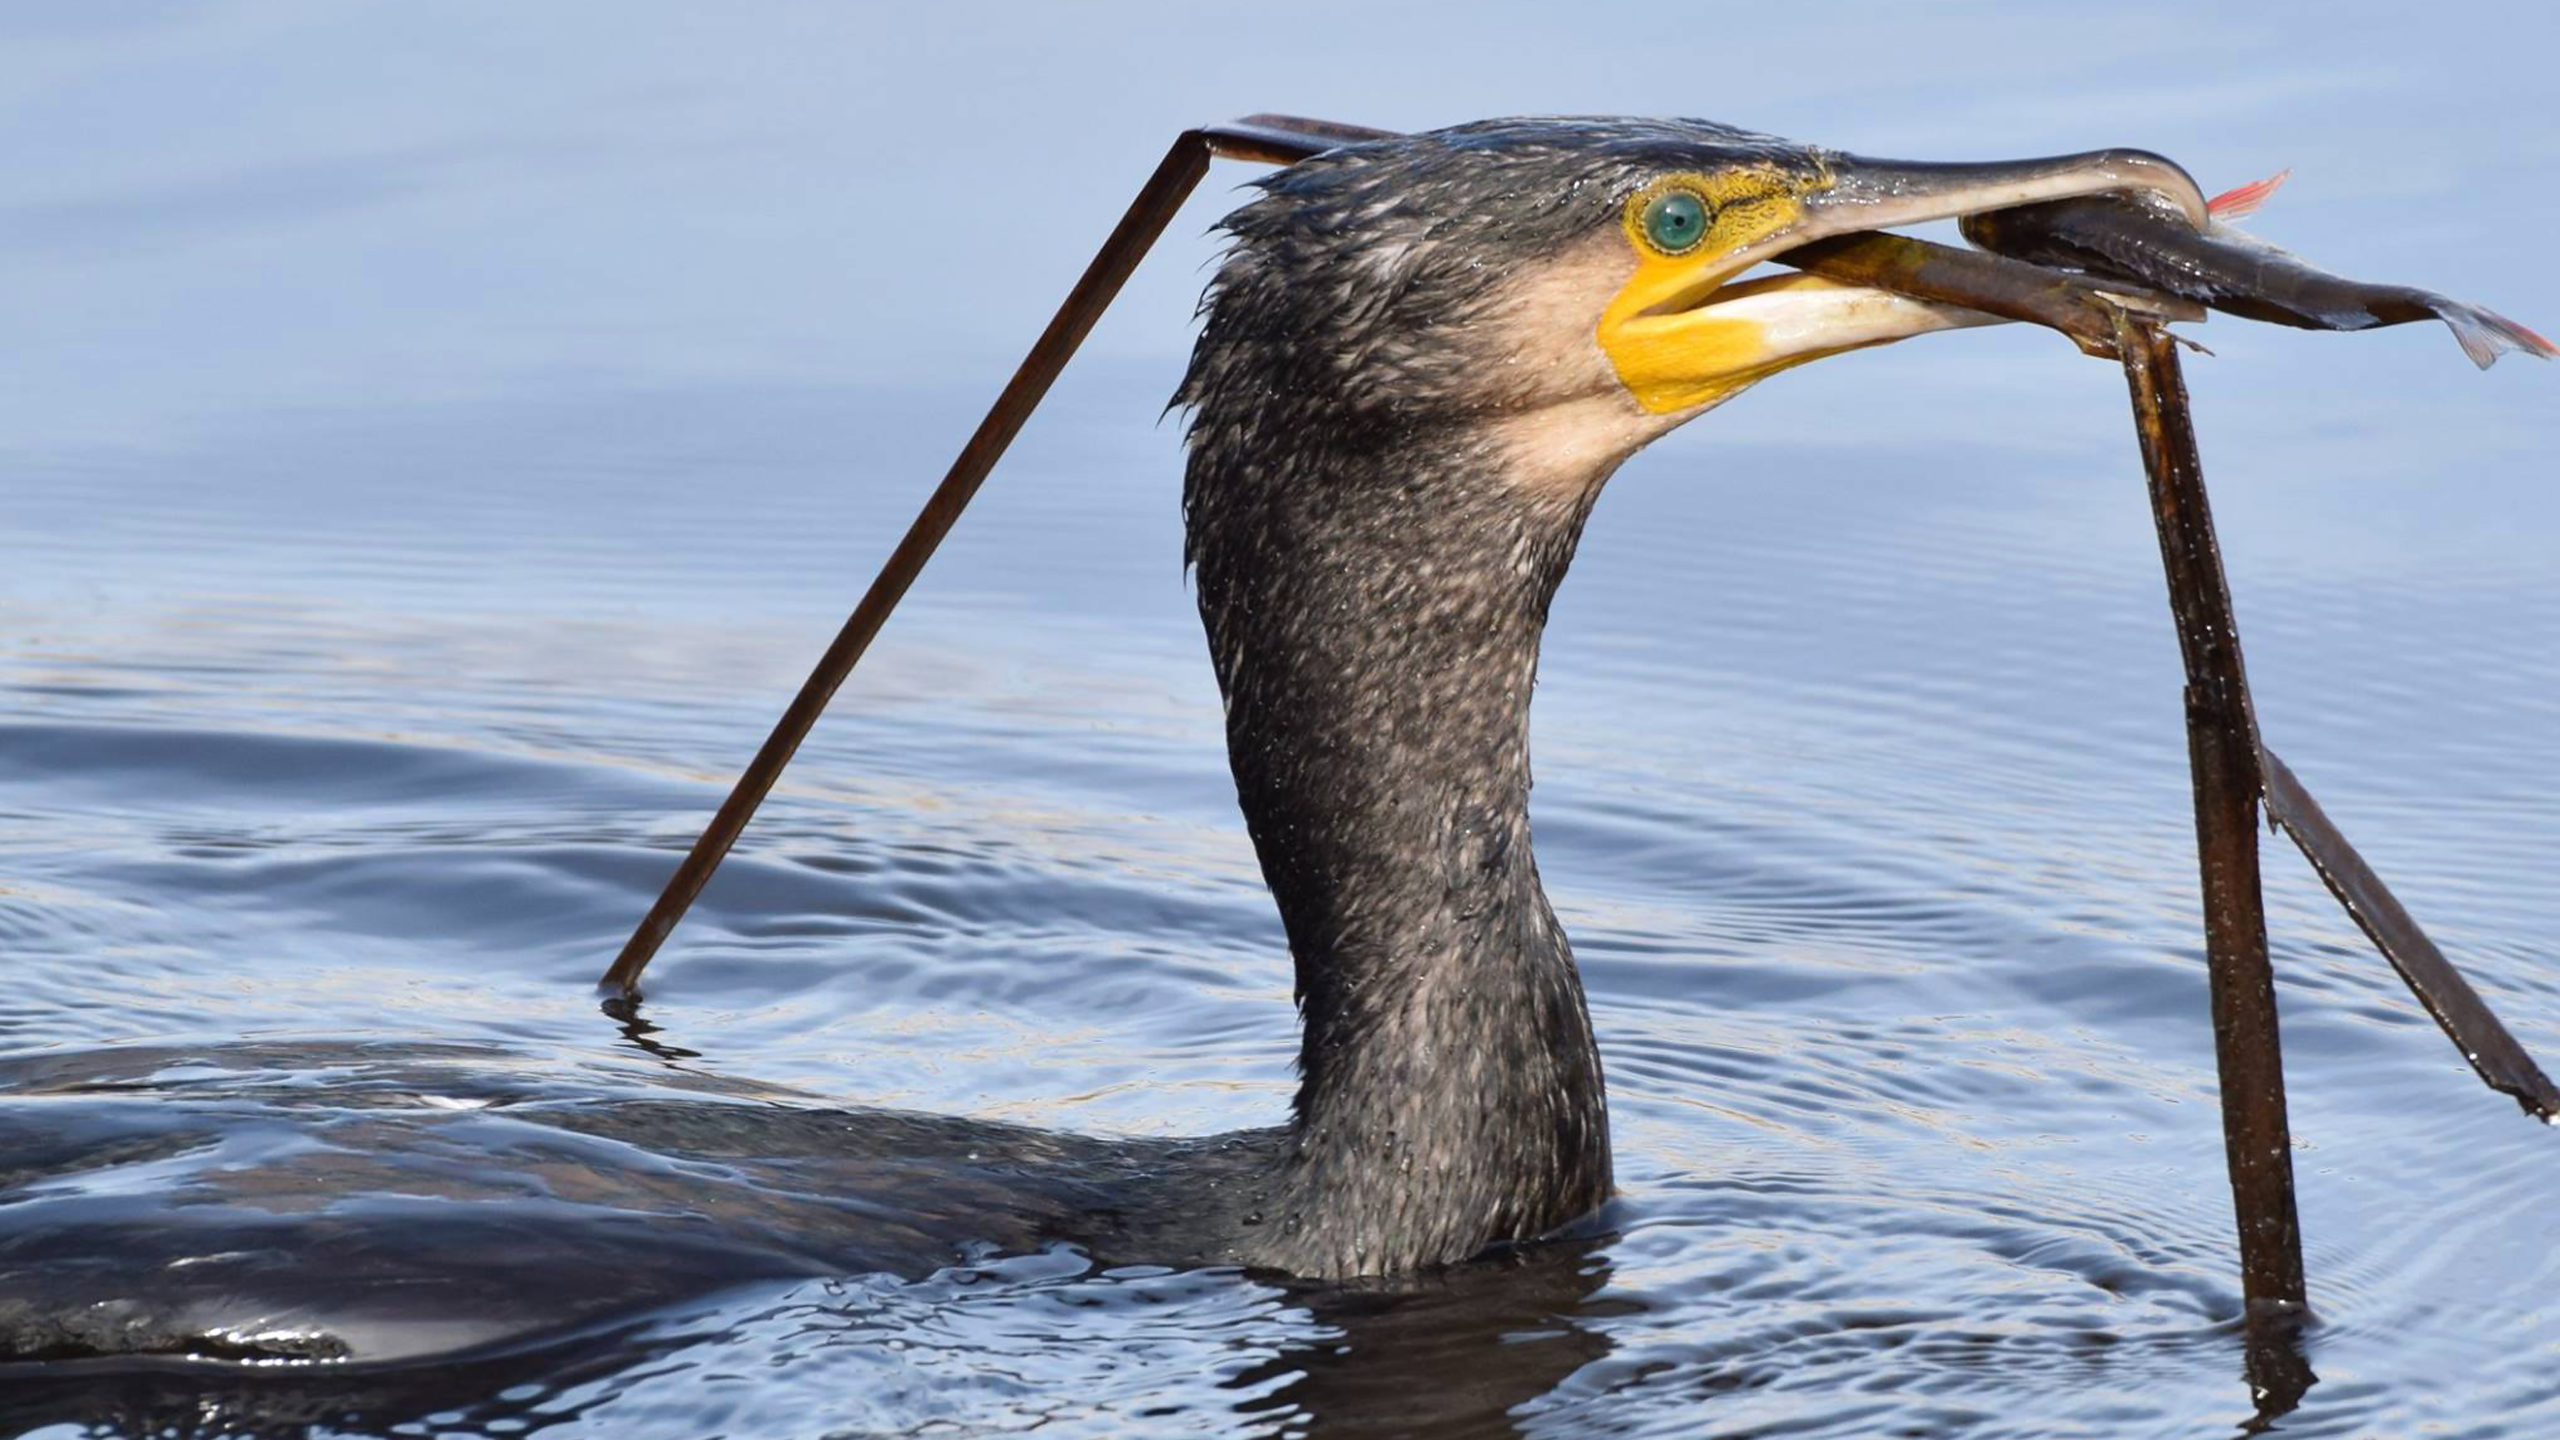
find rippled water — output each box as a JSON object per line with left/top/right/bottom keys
{"left": 5, "top": 3, "right": 2558, "bottom": 1437}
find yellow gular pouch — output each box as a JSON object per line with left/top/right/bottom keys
{"left": 1597, "top": 167, "right": 1830, "bottom": 414}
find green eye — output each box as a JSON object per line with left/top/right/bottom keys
{"left": 1641, "top": 189, "right": 1709, "bottom": 254}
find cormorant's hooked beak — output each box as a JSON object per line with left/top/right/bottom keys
{"left": 1599, "top": 148, "right": 2209, "bottom": 414}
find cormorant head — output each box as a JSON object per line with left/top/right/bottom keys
{"left": 1182, "top": 117, "right": 2204, "bottom": 493}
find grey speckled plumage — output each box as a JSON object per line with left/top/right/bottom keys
{"left": 1182, "top": 118, "right": 1818, "bottom": 428}
{"left": 1173, "top": 118, "right": 1829, "bottom": 1273}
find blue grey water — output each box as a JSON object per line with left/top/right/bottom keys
{"left": 4, "top": 2, "right": 2557, "bottom": 1435}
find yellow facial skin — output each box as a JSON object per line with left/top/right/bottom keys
{"left": 1598, "top": 167, "right": 1834, "bottom": 414}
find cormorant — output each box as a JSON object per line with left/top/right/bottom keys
{"left": 0, "top": 118, "right": 2209, "bottom": 1370}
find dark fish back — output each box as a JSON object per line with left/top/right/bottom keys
{"left": 1959, "top": 196, "right": 2548, "bottom": 368}
{"left": 1960, "top": 196, "right": 2431, "bottom": 331}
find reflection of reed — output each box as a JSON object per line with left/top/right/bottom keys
{"left": 2242, "top": 1306, "right": 2318, "bottom": 1433}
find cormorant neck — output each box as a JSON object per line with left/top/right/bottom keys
{"left": 1186, "top": 420, "right": 1614, "bottom": 1275}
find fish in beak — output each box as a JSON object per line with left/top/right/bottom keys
{"left": 1597, "top": 147, "right": 2212, "bottom": 412}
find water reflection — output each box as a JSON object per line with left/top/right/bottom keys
{"left": 0, "top": 1322, "right": 673, "bottom": 1439}
{"left": 2239, "top": 1309, "right": 2318, "bottom": 1435}
{"left": 0, "top": 1242, "right": 1615, "bottom": 1440}
{"left": 1246, "top": 1242, "right": 1619, "bottom": 1440}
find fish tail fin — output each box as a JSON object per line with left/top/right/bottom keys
{"left": 2206, "top": 169, "right": 2290, "bottom": 221}
{"left": 2430, "top": 297, "right": 2558, "bottom": 370}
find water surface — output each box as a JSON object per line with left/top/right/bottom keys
{"left": 4, "top": 3, "right": 2558, "bottom": 1436}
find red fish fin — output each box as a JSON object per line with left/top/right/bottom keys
{"left": 2207, "top": 170, "right": 2291, "bottom": 221}
{"left": 2430, "top": 298, "right": 2558, "bottom": 370}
